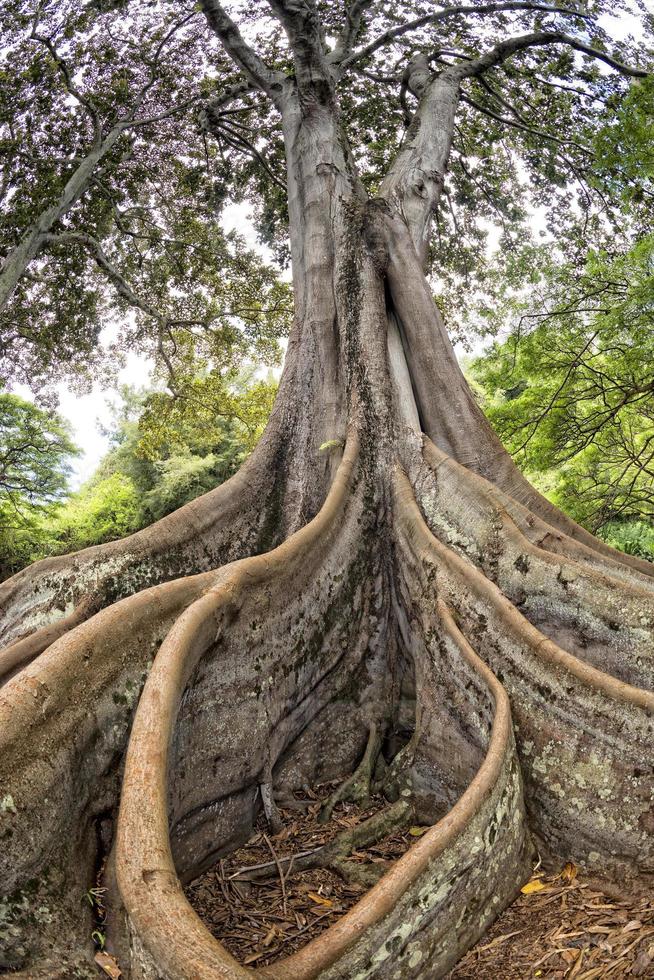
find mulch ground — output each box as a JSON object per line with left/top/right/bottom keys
{"left": 449, "top": 865, "right": 654, "bottom": 979}
{"left": 185, "top": 781, "right": 419, "bottom": 967}
{"left": 184, "top": 787, "right": 654, "bottom": 977}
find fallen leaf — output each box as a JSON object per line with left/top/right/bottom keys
{"left": 521, "top": 879, "right": 546, "bottom": 894}
{"left": 561, "top": 861, "right": 578, "bottom": 883}
{"left": 632, "top": 948, "right": 653, "bottom": 976}
{"left": 94, "top": 951, "right": 122, "bottom": 979}
{"left": 308, "top": 891, "right": 334, "bottom": 907}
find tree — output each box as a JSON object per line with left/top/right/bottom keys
{"left": 0, "top": 390, "right": 78, "bottom": 578}
{"left": 1, "top": 3, "right": 653, "bottom": 978}
{"left": 472, "top": 233, "right": 654, "bottom": 533}
{"left": 0, "top": 376, "right": 275, "bottom": 576}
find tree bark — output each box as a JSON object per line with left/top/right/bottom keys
{"left": 0, "top": 124, "right": 128, "bottom": 313}
{"left": 1, "top": 15, "right": 653, "bottom": 980}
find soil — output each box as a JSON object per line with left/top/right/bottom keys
{"left": 184, "top": 781, "right": 420, "bottom": 967}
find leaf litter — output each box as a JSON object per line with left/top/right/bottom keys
{"left": 184, "top": 783, "right": 653, "bottom": 977}
{"left": 184, "top": 780, "right": 418, "bottom": 968}
{"left": 448, "top": 864, "right": 654, "bottom": 979}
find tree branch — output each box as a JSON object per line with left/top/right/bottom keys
{"left": 199, "top": 0, "right": 284, "bottom": 98}
{"left": 331, "top": 0, "right": 374, "bottom": 62}
{"left": 206, "top": 117, "right": 287, "bottom": 190}
{"left": 42, "top": 231, "right": 186, "bottom": 392}
{"left": 340, "top": 3, "right": 592, "bottom": 70}
{"left": 42, "top": 232, "right": 162, "bottom": 323}
{"left": 455, "top": 31, "right": 648, "bottom": 81}
{"left": 203, "top": 80, "right": 259, "bottom": 121}
{"left": 460, "top": 93, "right": 592, "bottom": 154}
{"left": 266, "top": 0, "right": 336, "bottom": 101}
{"left": 30, "top": 28, "right": 101, "bottom": 139}
{"left": 0, "top": 123, "right": 128, "bottom": 314}
{"left": 128, "top": 94, "right": 204, "bottom": 130}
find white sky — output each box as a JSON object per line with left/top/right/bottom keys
{"left": 13, "top": 7, "right": 647, "bottom": 487}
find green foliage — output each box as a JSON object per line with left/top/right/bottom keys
{"left": 592, "top": 75, "right": 654, "bottom": 215}
{"left": 598, "top": 521, "right": 654, "bottom": 562}
{"left": 2, "top": 0, "right": 651, "bottom": 377}
{"left": 0, "top": 391, "right": 79, "bottom": 578}
{"left": 456, "top": 63, "right": 654, "bottom": 347}
{"left": 471, "top": 233, "right": 654, "bottom": 532}
{"left": 137, "top": 368, "right": 278, "bottom": 461}
{"left": 47, "top": 472, "right": 140, "bottom": 552}
{"left": 0, "top": 390, "right": 78, "bottom": 508}
{"left": 0, "top": 372, "right": 276, "bottom": 579}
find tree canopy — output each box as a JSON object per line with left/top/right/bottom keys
{"left": 0, "top": 0, "right": 290, "bottom": 431}
{"left": 2, "top": 0, "right": 651, "bottom": 386}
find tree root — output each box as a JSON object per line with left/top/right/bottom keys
{"left": 261, "top": 779, "right": 283, "bottom": 836}
{"left": 5, "top": 412, "right": 654, "bottom": 977}
{"left": 393, "top": 462, "right": 654, "bottom": 890}
{"left": 318, "top": 724, "right": 382, "bottom": 824}
{"left": 231, "top": 798, "right": 414, "bottom": 886}
{"left": 380, "top": 728, "right": 420, "bottom": 803}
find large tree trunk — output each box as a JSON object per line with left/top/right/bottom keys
{"left": 1, "top": 50, "right": 653, "bottom": 980}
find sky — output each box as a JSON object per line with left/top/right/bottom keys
{"left": 16, "top": 5, "right": 646, "bottom": 488}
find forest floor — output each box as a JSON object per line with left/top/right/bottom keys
{"left": 451, "top": 867, "right": 654, "bottom": 979}
{"left": 183, "top": 785, "right": 654, "bottom": 978}
{"left": 185, "top": 781, "right": 421, "bottom": 967}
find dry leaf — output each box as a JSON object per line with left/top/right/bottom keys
{"left": 561, "top": 861, "right": 578, "bottom": 883}
{"left": 94, "top": 951, "right": 122, "bottom": 979}
{"left": 632, "top": 948, "right": 653, "bottom": 976}
{"left": 521, "top": 879, "right": 546, "bottom": 894}
{"left": 308, "top": 891, "right": 334, "bottom": 907}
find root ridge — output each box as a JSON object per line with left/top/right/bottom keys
{"left": 318, "top": 724, "right": 382, "bottom": 824}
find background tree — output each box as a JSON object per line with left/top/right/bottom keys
{"left": 471, "top": 75, "right": 654, "bottom": 556}
{"left": 472, "top": 234, "right": 654, "bottom": 541}
{"left": 1, "top": 3, "right": 654, "bottom": 978}
{"left": 0, "top": 389, "right": 78, "bottom": 577}
{"left": 0, "top": 374, "right": 275, "bottom": 576}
